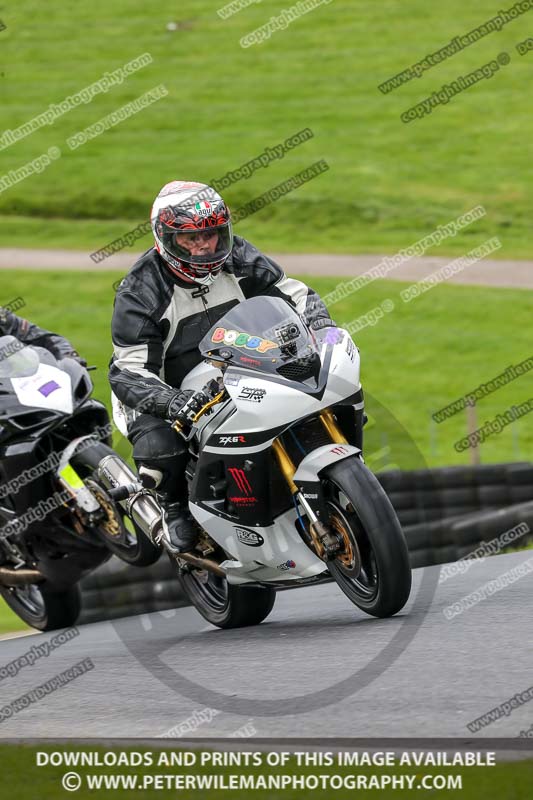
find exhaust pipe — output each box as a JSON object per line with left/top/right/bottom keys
{"left": 96, "top": 454, "right": 227, "bottom": 577}
{"left": 0, "top": 567, "right": 44, "bottom": 586}
{"left": 176, "top": 552, "right": 226, "bottom": 577}
{"left": 97, "top": 455, "right": 163, "bottom": 543}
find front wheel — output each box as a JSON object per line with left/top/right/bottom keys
{"left": 0, "top": 583, "right": 81, "bottom": 631}
{"left": 175, "top": 556, "right": 276, "bottom": 629}
{"left": 322, "top": 457, "right": 411, "bottom": 617}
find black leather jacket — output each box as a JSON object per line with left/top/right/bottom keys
{"left": 109, "top": 236, "right": 331, "bottom": 418}
{"left": 0, "top": 307, "right": 77, "bottom": 358}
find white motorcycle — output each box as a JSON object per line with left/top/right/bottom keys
{"left": 105, "top": 296, "right": 411, "bottom": 629}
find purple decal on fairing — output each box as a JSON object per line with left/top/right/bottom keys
{"left": 38, "top": 380, "right": 60, "bottom": 397}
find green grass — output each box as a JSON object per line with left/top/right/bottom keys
{"left": 0, "top": 601, "right": 32, "bottom": 634}
{"left": 0, "top": 1, "right": 532, "bottom": 256}
{"left": 0, "top": 744, "right": 532, "bottom": 799}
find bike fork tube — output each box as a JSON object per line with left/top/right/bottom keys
{"left": 272, "top": 438, "right": 324, "bottom": 555}
{"left": 272, "top": 438, "right": 321, "bottom": 522}
{"left": 273, "top": 436, "right": 343, "bottom": 558}
{"left": 319, "top": 408, "right": 349, "bottom": 444}
{"left": 271, "top": 438, "right": 298, "bottom": 494}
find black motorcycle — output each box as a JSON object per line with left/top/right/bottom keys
{"left": 0, "top": 335, "right": 159, "bottom": 631}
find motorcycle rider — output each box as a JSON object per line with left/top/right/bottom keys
{"left": 109, "top": 180, "right": 352, "bottom": 554}
{"left": 0, "top": 306, "right": 85, "bottom": 363}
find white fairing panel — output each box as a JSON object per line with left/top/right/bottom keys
{"left": 220, "top": 377, "right": 318, "bottom": 434}
{"left": 293, "top": 443, "right": 361, "bottom": 483}
{"left": 320, "top": 330, "right": 361, "bottom": 407}
{"left": 189, "top": 502, "right": 326, "bottom": 584}
{"left": 180, "top": 361, "right": 223, "bottom": 392}
{"left": 11, "top": 364, "right": 74, "bottom": 415}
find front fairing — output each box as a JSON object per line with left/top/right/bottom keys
{"left": 199, "top": 296, "right": 323, "bottom": 387}
{"left": 0, "top": 336, "right": 92, "bottom": 441}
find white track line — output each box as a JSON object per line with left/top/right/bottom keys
{"left": 0, "top": 629, "right": 36, "bottom": 642}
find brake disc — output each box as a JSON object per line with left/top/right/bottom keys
{"left": 85, "top": 479, "right": 124, "bottom": 539}
{"left": 328, "top": 507, "right": 362, "bottom": 575}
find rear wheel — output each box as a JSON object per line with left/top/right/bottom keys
{"left": 0, "top": 582, "right": 81, "bottom": 631}
{"left": 175, "top": 555, "right": 276, "bottom": 629}
{"left": 323, "top": 457, "right": 411, "bottom": 617}
{"left": 70, "top": 441, "right": 161, "bottom": 567}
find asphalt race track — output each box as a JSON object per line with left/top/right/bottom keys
{"left": 0, "top": 552, "right": 531, "bottom": 739}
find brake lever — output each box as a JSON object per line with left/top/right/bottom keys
{"left": 172, "top": 382, "right": 227, "bottom": 440}
{"left": 202, "top": 377, "right": 224, "bottom": 397}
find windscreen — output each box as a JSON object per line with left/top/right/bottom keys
{"left": 0, "top": 336, "right": 40, "bottom": 379}
{"left": 199, "top": 296, "right": 321, "bottom": 381}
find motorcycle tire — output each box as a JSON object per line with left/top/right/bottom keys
{"left": 0, "top": 582, "right": 81, "bottom": 631}
{"left": 175, "top": 556, "right": 276, "bottom": 629}
{"left": 322, "top": 456, "right": 411, "bottom": 617}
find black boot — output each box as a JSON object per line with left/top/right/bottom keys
{"left": 161, "top": 500, "right": 199, "bottom": 553}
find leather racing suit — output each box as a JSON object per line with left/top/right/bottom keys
{"left": 108, "top": 236, "right": 333, "bottom": 506}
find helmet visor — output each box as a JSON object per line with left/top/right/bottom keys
{"left": 161, "top": 223, "right": 232, "bottom": 270}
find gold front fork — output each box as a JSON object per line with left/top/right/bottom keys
{"left": 271, "top": 408, "right": 348, "bottom": 496}
{"left": 271, "top": 438, "right": 298, "bottom": 495}
{"left": 272, "top": 438, "right": 324, "bottom": 557}
{"left": 319, "top": 408, "right": 349, "bottom": 445}
{"left": 272, "top": 410, "right": 347, "bottom": 560}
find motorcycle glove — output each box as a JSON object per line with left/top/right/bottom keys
{"left": 154, "top": 389, "right": 209, "bottom": 423}
{"left": 152, "top": 388, "right": 192, "bottom": 420}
